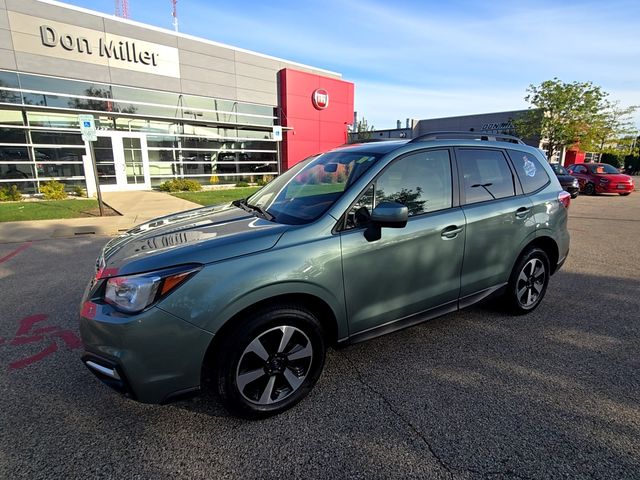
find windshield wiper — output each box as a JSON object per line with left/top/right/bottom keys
{"left": 233, "top": 198, "right": 274, "bottom": 221}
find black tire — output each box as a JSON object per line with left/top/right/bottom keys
{"left": 570, "top": 192, "right": 579, "bottom": 199}
{"left": 619, "top": 192, "right": 631, "bottom": 196}
{"left": 584, "top": 182, "right": 596, "bottom": 195}
{"left": 213, "top": 304, "right": 325, "bottom": 419}
{"left": 503, "top": 247, "right": 550, "bottom": 315}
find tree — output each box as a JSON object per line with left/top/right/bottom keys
{"left": 590, "top": 101, "right": 638, "bottom": 154}
{"left": 515, "top": 78, "right": 608, "bottom": 160}
{"left": 353, "top": 117, "right": 375, "bottom": 140}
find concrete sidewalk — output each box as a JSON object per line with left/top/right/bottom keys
{"left": 0, "top": 190, "right": 201, "bottom": 243}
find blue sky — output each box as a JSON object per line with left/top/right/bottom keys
{"left": 64, "top": 0, "right": 640, "bottom": 129}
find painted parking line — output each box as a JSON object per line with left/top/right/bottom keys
{"left": 0, "top": 242, "right": 32, "bottom": 265}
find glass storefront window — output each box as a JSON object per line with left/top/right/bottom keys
{"left": 148, "top": 162, "right": 179, "bottom": 176}
{"left": 148, "top": 150, "right": 177, "bottom": 162}
{"left": 0, "top": 163, "right": 36, "bottom": 180}
{"left": 36, "top": 163, "right": 85, "bottom": 178}
{"left": 34, "top": 147, "right": 85, "bottom": 162}
{"left": 0, "top": 146, "right": 29, "bottom": 161}
{"left": 31, "top": 131, "right": 84, "bottom": 145}
{"left": 0, "top": 109, "right": 25, "bottom": 126}
{"left": 0, "top": 71, "right": 21, "bottom": 104}
{"left": 0, "top": 179, "right": 38, "bottom": 194}
{"left": 0, "top": 127, "right": 28, "bottom": 144}
{"left": 27, "top": 112, "right": 80, "bottom": 128}
{"left": 19, "top": 74, "right": 112, "bottom": 99}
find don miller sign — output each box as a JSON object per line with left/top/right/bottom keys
{"left": 7, "top": 11, "right": 180, "bottom": 78}
{"left": 40, "top": 25, "right": 161, "bottom": 67}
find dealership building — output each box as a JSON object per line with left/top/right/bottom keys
{"left": 353, "top": 110, "right": 595, "bottom": 165}
{"left": 0, "top": 0, "right": 354, "bottom": 194}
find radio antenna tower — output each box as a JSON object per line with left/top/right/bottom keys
{"left": 172, "top": 0, "right": 179, "bottom": 32}
{"left": 115, "top": 0, "right": 130, "bottom": 18}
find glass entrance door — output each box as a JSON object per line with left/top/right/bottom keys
{"left": 94, "top": 132, "right": 150, "bottom": 191}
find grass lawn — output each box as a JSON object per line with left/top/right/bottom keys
{"left": 172, "top": 187, "right": 261, "bottom": 206}
{"left": 0, "top": 199, "right": 108, "bottom": 222}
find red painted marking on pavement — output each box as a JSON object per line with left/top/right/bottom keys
{"left": 15, "top": 314, "right": 48, "bottom": 336}
{"left": 31, "top": 326, "right": 60, "bottom": 335}
{"left": 11, "top": 335, "right": 44, "bottom": 346}
{"left": 0, "top": 242, "right": 32, "bottom": 265}
{"left": 51, "top": 331, "right": 82, "bottom": 349}
{"left": 8, "top": 342, "right": 58, "bottom": 370}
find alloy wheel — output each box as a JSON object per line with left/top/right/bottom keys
{"left": 516, "top": 258, "right": 546, "bottom": 308}
{"left": 235, "top": 326, "right": 313, "bottom": 405}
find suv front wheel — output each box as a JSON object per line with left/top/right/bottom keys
{"left": 214, "top": 305, "right": 326, "bottom": 418}
{"left": 504, "top": 247, "right": 550, "bottom": 315}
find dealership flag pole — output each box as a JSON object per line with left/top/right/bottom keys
{"left": 79, "top": 115, "right": 105, "bottom": 217}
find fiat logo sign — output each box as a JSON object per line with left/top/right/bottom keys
{"left": 312, "top": 89, "right": 329, "bottom": 110}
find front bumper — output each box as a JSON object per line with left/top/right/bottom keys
{"left": 595, "top": 183, "right": 634, "bottom": 194}
{"left": 79, "top": 301, "right": 214, "bottom": 404}
{"left": 562, "top": 185, "right": 580, "bottom": 197}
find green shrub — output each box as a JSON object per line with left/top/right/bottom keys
{"left": 600, "top": 153, "right": 622, "bottom": 169}
{"left": 40, "top": 181, "right": 67, "bottom": 200}
{"left": 623, "top": 155, "right": 639, "bottom": 174}
{"left": 73, "top": 185, "right": 87, "bottom": 197}
{"left": 0, "top": 184, "right": 22, "bottom": 202}
{"left": 235, "top": 181, "right": 250, "bottom": 187}
{"left": 158, "top": 179, "right": 202, "bottom": 192}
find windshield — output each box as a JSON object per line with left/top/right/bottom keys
{"left": 589, "top": 163, "right": 619, "bottom": 174}
{"left": 246, "top": 150, "right": 381, "bottom": 224}
{"left": 551, "top": 164, "right": 568, "bottom": 175}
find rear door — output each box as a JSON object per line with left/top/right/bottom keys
{"left": 456, "top": 148, "right": 536, "bottom": 301}
{"left": 340, "top": 148, "right": 465, "bottom": 335}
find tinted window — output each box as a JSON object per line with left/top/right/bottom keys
{"left": 507, "top": 150, "right": 550, "bottom": 194}
{"left": 458, "top": 149, "right": 515, "bottom": 204}
{"left": 375, "top": 149, "right": 452, "bottom": 216}
{"left": 573, "top": 165, "right": 587, "bottom": 174}
{"left": 588, "top": 164, "right": 618, "bottom": 174}
{"left": 551, "top": 164, "right": 568, "bottom": 175}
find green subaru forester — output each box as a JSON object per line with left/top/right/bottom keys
{"left": 80, "top": 133, "right": 570, "bottom": 418}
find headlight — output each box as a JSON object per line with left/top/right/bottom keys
{"left": 572, "top": 178, "right": 579, "bottom": 186}
{"left": 104, "top": 265, "right": 200, "bottom": 313}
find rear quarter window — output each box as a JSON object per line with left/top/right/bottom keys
{"left": 507, "top": 150, "right": 550, "bottom": 194}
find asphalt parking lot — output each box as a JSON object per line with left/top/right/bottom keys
{"left": 1, "top": 193, "right": 639, "bottom": 480}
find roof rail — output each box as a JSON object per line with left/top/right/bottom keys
{"left": 348, "top": 138, "right": 397, "bottom": 144}
{"left": 409, "top": 131, "right": 525, "bottom": 145}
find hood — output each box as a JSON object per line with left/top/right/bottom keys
{"left": 556, "top": 174, "right": 578, "bottom": 185}
{"left": 99, "top": 203, "right": 288, "bottom": 276}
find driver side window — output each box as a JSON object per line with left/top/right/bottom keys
{"left": 344, "top": 149, "right": 452, "bottom": 230}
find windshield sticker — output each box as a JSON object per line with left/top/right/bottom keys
{"left": 523, "top": 155, "right": 536, "bottom": 177}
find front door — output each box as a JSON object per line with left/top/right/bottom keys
{"left": 93, "top": 132, "right": 150, "bottom": 191}
{"left": 340, "top": 149, "right": 465, "bottom": 335}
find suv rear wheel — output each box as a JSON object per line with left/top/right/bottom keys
{"left": 504, "top": 247, "right": 550, "bottom": 315}
{"left": 213, "top": 305, "right": 326, "bottom": 419}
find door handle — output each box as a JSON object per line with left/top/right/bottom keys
{"left": 515, "top": 207, "right": 531, "bottom": 219}
{"left": 441, "top": 225, "right": 463, "bottom": 239}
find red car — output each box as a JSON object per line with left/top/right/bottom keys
{"left": 566, "top": 163, "right": 634, "bottom": 196}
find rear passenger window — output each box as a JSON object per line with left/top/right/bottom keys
{"left": 457, "top": 149, "right": 515, "bottom": 204}
{"left": 507, "top": 150, "right": 550, "bottom": 194}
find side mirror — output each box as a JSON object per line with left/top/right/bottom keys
{"left": 324, "top": 163, "right": 338, "bottom": 173}
{"left": 365, "top": 202, "right": 408, "bottom": 241}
